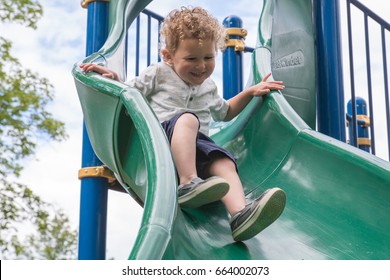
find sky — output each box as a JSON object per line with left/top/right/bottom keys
{"left": 1, "top": 0, "right": 389, "bottom": 260}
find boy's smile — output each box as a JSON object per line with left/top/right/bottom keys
{"left": 162, "top": 38, "right": 216, "bottom": 85}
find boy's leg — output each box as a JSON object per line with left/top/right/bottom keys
{"left": 170, "top": 113, "right": 198, "bottom": 184}
{"left": 207, "top": 156, "right": 286, "bottom": 241}
{"left": 169, "top": 113, "right": 229, "bottom": 208}
{"left": 206, "top": 156, "right": 246, "bottom": 215}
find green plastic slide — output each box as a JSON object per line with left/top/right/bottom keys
{"left": 72, "top": 0, "right": 390, "bottom": 259}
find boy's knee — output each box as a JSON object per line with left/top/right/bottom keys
{"left": 220, "top": 157, "right": 236, "bottom": 169}
{"left": 176, "top": 113, "right": 199, "bottom": 130}
{"left": 210, "top": 156, "right": 236, "bottom": 172}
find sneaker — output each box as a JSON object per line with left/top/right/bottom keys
{"left": 230, "top": 187, "right": 286, "bottom": 241}
{"left": 178, "top": 176, "right": 229, "bottom": 208}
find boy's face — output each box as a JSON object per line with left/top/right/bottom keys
{"left": 163, "top": 38, "right": 216, "bottom": 85}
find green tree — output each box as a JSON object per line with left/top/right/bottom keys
{"left": 0, "top": 0, "right": 78, "bottom": 259}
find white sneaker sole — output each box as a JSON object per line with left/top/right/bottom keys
{"left": 178, "top": 177, "right": 229, "bottom": 208}
{"left": 232, "top": 188, "right": 286, "bottom": 241}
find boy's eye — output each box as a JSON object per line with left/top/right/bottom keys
{"left": 184, "top": 56, "right": 214, "bottom": 61}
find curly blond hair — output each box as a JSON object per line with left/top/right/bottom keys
{"left": 160, "top": 7, "right": 226, "bottom": 54}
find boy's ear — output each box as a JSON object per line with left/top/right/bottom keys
{"left": 161, "top": 48, "right": 173, "bottom": 64}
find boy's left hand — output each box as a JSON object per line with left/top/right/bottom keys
{"left": 251, "top": 73, "right": 285, "bottom": 96}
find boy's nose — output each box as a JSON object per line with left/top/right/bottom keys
{"left": 195, "top": 60, "right": 206, "bottom": 69}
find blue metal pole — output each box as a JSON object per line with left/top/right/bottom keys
{"left": 315, "top": 0, "right": 346, "bottom": 141}
{"left": 135, "top": 16, "right": 140, "bottom": 76}
{"left": 347, "top": 97, "right": 371, "bottom": 152}
{"left": 223, "top": 16, "right": 244, "bottom": 99}
{"left": 78, "top": 1, "right": 110, "bottom": 260}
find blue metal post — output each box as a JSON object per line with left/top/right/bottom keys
{"left": 78, "top": 1, "right": 110, "bottom": 260}
{"left": 223, "top": 16, "right": 244, "bottom": 99}
{"left": 347, "top": 97, "right": 371, "bottom": 152}
{"left": 315, "top": 0, "right": 346, "bottom": 141}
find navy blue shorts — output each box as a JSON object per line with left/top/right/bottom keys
{"left": 161, "top": 112, "right": 237, "bottom": 179}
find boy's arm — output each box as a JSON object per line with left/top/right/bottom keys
{"left": 79, "top": 63, "right": 120, "bottom": 81}
{"left": 224, "top": 73, "right": 285, "bottom": 121}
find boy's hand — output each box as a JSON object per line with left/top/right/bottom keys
{"left": 250, "top": 73, "right": 285, "bottom": 96}
{"left": 79, "top": 63, "right": 120, "bottom": 81}
{"left": 225, "top": 73, "right": 285, "bottom": 121}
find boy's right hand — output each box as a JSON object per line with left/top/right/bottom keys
{"left": 79, "top": 63, "right": 120, "bottom": 81}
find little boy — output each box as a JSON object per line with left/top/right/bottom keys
{"left": 80, "top": 6, "right": 286, "bottom": 241}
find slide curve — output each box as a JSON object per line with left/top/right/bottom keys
{"left": 72, "top": 0, "right": 390, "bottom": 259}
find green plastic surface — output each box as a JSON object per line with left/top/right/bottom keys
{"left": 73, "top": 0, "right": 390, "bottom": 259}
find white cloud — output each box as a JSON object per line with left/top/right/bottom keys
{"left": 1, "top": 0, "right": 143, "bottom": 260}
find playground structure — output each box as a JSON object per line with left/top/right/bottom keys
{"left": 73, "top": 0, "right": 390, "bottom": 259}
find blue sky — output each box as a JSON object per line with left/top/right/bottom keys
{"left": 1, "top": 0, "right": 389, "bottom": 259}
